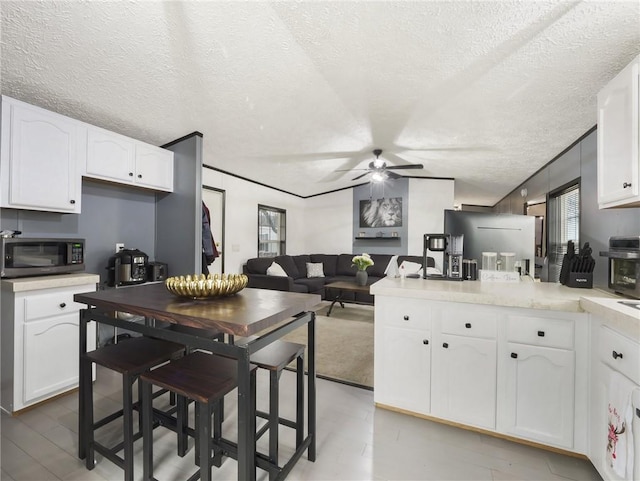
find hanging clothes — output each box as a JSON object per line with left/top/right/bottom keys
{"left": 202, "top": 201, "right": 219, "bottom": 274}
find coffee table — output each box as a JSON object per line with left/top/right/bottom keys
{"left": 324, "top": 281, "right": 372, "bottom": 316}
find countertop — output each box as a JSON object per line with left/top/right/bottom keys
{"left": 1, "top": 273, "right": 100, "bottom": 292}
{"left": 371, "top": 277, "right": 639, "bottom": 341}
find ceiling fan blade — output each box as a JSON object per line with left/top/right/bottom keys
{"left": 386, "top": 171, "right": 402, "bottom": 180}
{"left": 352, "top": 172, "right": 370, "bottom": 181}
{"left": 386, "top": 164, "right": 424, "bottom": 170}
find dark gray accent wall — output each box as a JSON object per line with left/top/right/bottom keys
{"left": 155, "top": 134, "right": 203, "bottom": 277}
{"left": 352, "top": 178, "right": 409, "bottom": 255}
{"left": 495, "top": 130, "right": 640, "bottom": 289}
{"left": 0, "top": 180, "right": 157, "bottom": 284}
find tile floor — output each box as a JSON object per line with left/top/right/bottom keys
{"left": 1, "top": 365, "right": 603, "bottom": 481}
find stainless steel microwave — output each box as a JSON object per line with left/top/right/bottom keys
{"left": 1, "top": 237, "right": 85, "bottom": 278}
{"left": 600, "top": 236, "right": 640, "bottom": 299}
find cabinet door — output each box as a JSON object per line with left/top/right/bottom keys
{"left": 1, "top": 97, "right": 82, "bottom": 213}
{"left": 375, "top": 326, "right": 430, "bottom": 415}
{"left": 134, "top": 143, "right": 174, "bottom": 192}
{"left": 431, "top": 334, "right": 496, "bottom": 429}
{"left": 597, "top": 55, "right": 640, "bottom": 208}
{"left": 23, "top": 312, "right": 82, "bottom": 403}
{"left": 86, "top": 126, "right": 135, "bottom": 184}
{"left": 503, "top": 342, "right": 574, "bottom": 448}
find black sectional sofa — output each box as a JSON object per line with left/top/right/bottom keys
{"left": 242, "top": 253, "right": 434, "bottom": 304}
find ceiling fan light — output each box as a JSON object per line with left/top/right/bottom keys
{"left": 372, "top": 158, "right": 385, "bottom": 169}
{"left": 371, "top": 172, "right": 385, "bottom": 182}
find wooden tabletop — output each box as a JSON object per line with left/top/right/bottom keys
{"left": 324, "top": 281, "right": 371, "bottom": 293}
{"left": 74, "top": 283, "right": 321, "bottom": 337}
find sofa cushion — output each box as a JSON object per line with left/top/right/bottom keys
{"left": 291, "top": 255, "right": 311, "bottom": 279}
{"left": 294, "top": 277, "right": 325, "bottom": 295}
{"left": 336, "top": 254, "right": 358, "bottom": 276}
{"left": 274, "top": 255, "right": 300, "bottom": 278}
{"left": 266, "top": 262, "right": 288, "bottom": 277}
{"left": 245, "top": 257, "right": 274, "bottom": 275}
{"left": 368, "top": 254, "right": 392, "bottom": 277}
{"left": 310, "top": 254, "right": 338, "bottom": 276}
{"left": 306, "top": 262, "right": 325, "bottom": 278}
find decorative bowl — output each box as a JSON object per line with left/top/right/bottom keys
{"left": 165, "top": 273, "right": 248, "bottom": 299}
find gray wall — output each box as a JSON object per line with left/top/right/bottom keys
{"left": 155, "top": 133, "right": 203, "bottom": 277}
{"left": 0, "top": 180, "right": 157, "bottom": 285}
{"left": 352, "top": 178, "right": 409, "bottom": 255}
{"left": 494, "top": 129, "right": 640, "bottom": 289}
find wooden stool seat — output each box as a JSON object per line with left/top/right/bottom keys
{"left": 249, "top": 340, "right": 305, "bottom": 372}
{"left": 81, "top": 336, "right": 185, "bottom": 481}
{"left": 140, "top": 351, "right": 258, "bottom": 481}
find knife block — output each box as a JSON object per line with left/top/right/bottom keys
{"left": 566, "top": 272, "right": 593, "bottom": 288}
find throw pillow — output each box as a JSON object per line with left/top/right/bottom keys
{"left": 306, "top": 262, "right": 325, "bottom": 278}
{"left": 266, "top": 262, "right": 288, "bottom": 277}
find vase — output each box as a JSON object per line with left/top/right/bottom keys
{"left": 355, "top": 269, "right": 368, "bottom": 286}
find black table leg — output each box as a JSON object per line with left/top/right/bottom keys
{"left": 307, "top": 313, "right": 316, "bottom": 461}
{"left": 236, "top": 347, "right": 256, "bottom": 481}
{"left": 78, "top": 310, "right": 88, "bottom": 460}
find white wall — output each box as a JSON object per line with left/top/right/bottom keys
{"left": 304, "top": 190, "right": 353, "bottom": 254}
{"left": 408, "top": 178, "right": 456, "bottom": 270}
{"left": 202, "top": 169, "right": 306, "bottom": 273}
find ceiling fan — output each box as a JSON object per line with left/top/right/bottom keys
{"left": 346, "top": 149, "right": 424, "bottom": 182}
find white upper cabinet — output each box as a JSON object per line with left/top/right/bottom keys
{"left": 133, "top": 142, "right": 174, "bottom": 191}
{"left": 85, "top": 126, "right": 174, "bottom": 192}
{"left": 85, "top": 126, "right": 136, "bottom": 185}
{"left": 597, "top": 55, "right": 640, "bottom": 208}
{"left": 0, "top": 96, "right": 84, "bottom": 213}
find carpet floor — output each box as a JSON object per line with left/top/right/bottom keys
{"left": 282, "top": 301, "right": 374, "bottom": 390}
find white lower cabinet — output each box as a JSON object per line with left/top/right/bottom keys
{"left": 431, "top": 334, "right": 496, "bottom": 429}
{"left": 374, "top": 297, "right": 431, "bottom": 414}
{"left": 501, "top": 342, "right": 575, "bottom": 448}
{"left": 375, "top": 295, "right": 588, "bottom": 455}
{"left": 1, "top": 280, "right": 97, "bottom": 413}
{"left": 589, "top": 320, "right": 640, "bottom": 481}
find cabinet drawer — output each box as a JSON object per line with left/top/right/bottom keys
{"left": 24, "top": 291, "right": 83, "bottom": 322}
{"left": 439, "top": 306, "right": 497, "bottom": 339}
{"left": 507, "top": 315, "right": 574, "bottom": 350}
{"left": 599, "top": 326, "right": 640, "bottom": 385}
{"left": 376, "top": 297, "right": 431, "bottom": 330}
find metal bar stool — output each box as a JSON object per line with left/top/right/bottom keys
{"left": 235, "top": 339, "right": 305, "bottom": 481}
{"left": 80, "top": 336, "right": 185, "bottom": 481}
{"left": 140, "top": 351, "right": 257, "bottom": 481}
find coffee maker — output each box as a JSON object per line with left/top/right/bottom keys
{"left": 423, "top": 233, "right": 464, "bottom": 280}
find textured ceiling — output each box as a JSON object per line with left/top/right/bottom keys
{"left": 1, "top": 1, "right": 639, "bottom": 206}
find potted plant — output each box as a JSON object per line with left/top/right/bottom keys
{"left": 352, "top": 253, "right": 374, "bottom": 286}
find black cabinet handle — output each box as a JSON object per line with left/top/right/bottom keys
{"left": 537, "top": 331, "right": 545, "bottom": 337}
{"left": 137, "top": 174, "right": 142, "bottom": 179}
{"left": 423, "top": 339, "right": 429, "bottom": 345}
{"left": 403, "top": 315, "right": 409, "bottom": 321}
{"left": 129, "top": 172, "right": 134, "bottom": 176}
{"left": 59, "top": 302, "right": 66, "bottom": 308}
{"left": 443, "top": 342, "right": 449, "bottom": 348}
{"left": 612, "top": 350, "right": 624, "bottom": 360}
{"left": 69, "top": 199, "right": 75, "bottom": 204}
{"left": 465, "top": 323, "right": 471, "bottom": 328}
{"left": 623, "top": 182, "right": 632, "bottom": 188}
{"left": 511, "top": 352, "right": 518, "bottom": 359}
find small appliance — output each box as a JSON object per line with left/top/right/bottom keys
{"left": 422, "top": 233, "right": 464, "bottom": 280}
{"left": 1, "top": 237, "right": 85, "bottom": 278}
{"left": 106, "top": 248, "right": 148, "bottom": 287}
{"left": 147, "top": 261, "right": 168, "bottom": 282}
{"left": 600, "top": 236, "right": 640, "bottom": 299}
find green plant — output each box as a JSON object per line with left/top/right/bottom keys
{"left": 352, "top": 253, "right": 374, "bottom": 271}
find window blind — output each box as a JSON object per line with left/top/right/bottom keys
{"left": 547, "top": 185, "right": 579, "bottom": 282}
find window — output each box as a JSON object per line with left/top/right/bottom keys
{"left": 547, "top": 182, "right": 579, "bottom": 282}
{"left": 258, "top": 205, "right": 286, "bottom": 257}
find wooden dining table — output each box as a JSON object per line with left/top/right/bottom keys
{"left": 74, "top": 283, "right": 321, "bottom": 481}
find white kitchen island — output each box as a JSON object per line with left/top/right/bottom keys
{"left": 371, "top": 276, "right": 639, "bottom": 475}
